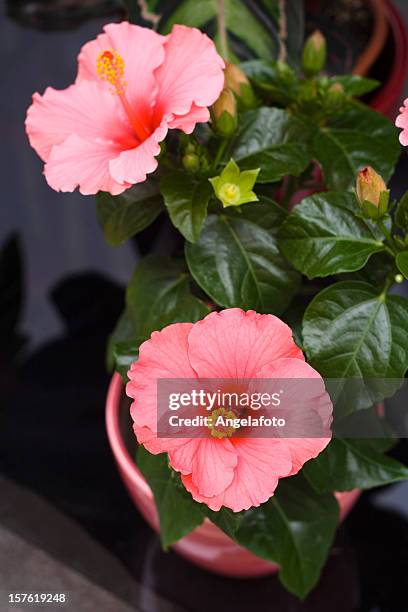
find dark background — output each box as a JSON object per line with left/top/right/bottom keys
{"left": 1, "top": 2, "right": 408, "bottom": 611}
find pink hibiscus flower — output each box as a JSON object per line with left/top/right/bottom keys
{"left": 126, "top": 309, "right": 332, "bottom": 513}
{"left": 396, "top": 98, "right": 408, "bottom": 146}
{"left": 25, "top": 22, "right": 224, "bottom": 195}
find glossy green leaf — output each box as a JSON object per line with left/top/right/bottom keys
{"left": 127, "top": 255, "right": 209, "bottom": 343}
{"left": 230, "top": 108, "right": 313, "bottom": 183}
{"left": 324, "top": 75, "right": 380, "bottom": 97}
{"left": 206, "top": 508, "right": 244, "bottom": 539}
{"left": 186, "top": 208, "right": 300, "bottom": 315}
{"left": 278, "top": 192, "right": 384, "bottom": 278}
{"left": 137, "top": 447, "right": 205, "bottom": 549}
{"left": 107, "top": 308, "right": 139, "bottom": 381}
{"left": 302, "top": 281, "right": 408, "bottom": 411}
{"left": 235, "top": 474, "right": 339, "bottom": 598}
{"left": 313, "top": 103, "right": 400, "bottom": 191}
{"left": 303, "top": 438, "right": 408, "bottom": 493}
{"left": 241, "top": 59, "right": 299, "bottom": 105}
{"left": 96, "top": 184, "right": 163, "bottom": 246}
{"left": 160, "top": 171, "right": 212, "bottom": 242}
{"left": 396, "top": 251, "right": 408, "bottom": 280}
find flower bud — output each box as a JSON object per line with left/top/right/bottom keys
{"left": 224, "top": 63, "right": 256, "bottom": 108}
{"left": 211, "top": 88, "right": 238, "bottom": 137}
{"left": 302, "top": 30, "right": 327, "bottom": 77}
{"left": 326, "top": 83, "right": 345, "bottom": 112}
{"left": 356, "top": 166, "right": 389, "bottom": 218}
{"left": 182, "top": 153, "right": 200, "bottom": 173}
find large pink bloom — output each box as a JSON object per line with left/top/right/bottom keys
{"left": 25, "top": 22, "right": 224, "bottom": 195}
{"left": 126, "top": 309, "right": 331, "bottom": 513}
{"left": 396, "top": 98, "right": 408, "bottom": 146}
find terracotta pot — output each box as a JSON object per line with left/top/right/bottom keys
{"left": 106, "top": 372, "right": 361, "bottom": 578}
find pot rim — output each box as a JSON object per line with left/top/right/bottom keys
{"left": 105, "top": 371, "right": 153, "bottom": 500}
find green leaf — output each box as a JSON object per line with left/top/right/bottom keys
{"left": 241, "top": 59, "right": 298, "bottom": 105}
{"left": 186, "top": 208, "right": 301, "bottom": 315}
{"left": 125, "top": 1, "right": 304, "bottom": 64}
{"left": 395, "top": 191, "right": 408, "bottom": 230}
{"left": 313, "top": 102, "right": 400, "bottom": 191}
{"left": 235, "top": 474, "right": 339, "bottom": 598}
{"left": 302, "top": 281, "right": 408, "bottom": 410}
{"left": 278, "top": 192, "right": 384, "bottom": 278}
{"left": 96, "top": 183, "right": 163, "bottom": 246}
{"left": 137, "top": 447, "right": 205, "bottom": 549}
{"left": 396, "top": 251, "right": 408, "bottom": 279}
{"left": 325, "top": 75, "right": 380, "bottom": 97}
{"left": 127, "top": 255, "right": 210, "bottom": 342}
{"left": 107, "top": 308, "right": 139, "bottom": 381}
{"left": 160, "top": 171, "right": 212, "bottom": 242}
{"left": 303, "top": 438, "right": 408, "bottom": 493}
{"left": 206, "top": 507, "right": 244, "bottom": 539}
{"left": 230, "top": 108, "right": 313, "bottom": 183}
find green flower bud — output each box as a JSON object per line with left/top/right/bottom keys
{"left": 211, "top": 88, "right": 237, "bottom": 137}
{"left": 302, "top": 30, "right": 327, "bottom": 77}
{"left": 224, "top": 62, "right": 257, "bottom": 108}
{"left": 326, "top": 83, "right": 345, "bottom": 111}
{"left": 182, "top": 153, "right": 200, "bottom": 173}
{"left": 209, "top": 159, "right": 259, "bottom": 208}
{"left": 356, "top": 166, "right": 389, "bottom": 219}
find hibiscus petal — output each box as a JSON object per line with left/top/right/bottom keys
{"left": 77, "top": 22, "right": 165, "bottom": 117}
{"left": 396, "top": 99, "right": 408, "bottom": 146}
{"left": 127, "top": 323, "right": 197, "bottom": 436}
{"left": 44, "top": 133, "right": 131, "bottom": 196}
{"left": 187, "top": 309, "right": 304, "bottom": 379}
{"left": 154, "top": 25, "right": 224, "bottom": 124}
{"left": 168, "top": 104, "right": 210, "bottom": 134}
{"left": 188, "top": 439, "right": 237, "bottom": 497}
{"left": 257, "top": 358, "right": 332, "bottom": 476}
{"left": 25, "top": 80, "right": 135, "bottom": 162}
{"left": 109, "top": 122, "right": 168, "bottom": 185}
{"left": 182, "top": 438, "right": 292, "bottom": 512}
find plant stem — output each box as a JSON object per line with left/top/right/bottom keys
{"left": 212, "top": 139, "right": 228, "bottom": 172}
{"left": 378, "top": 219, "right": 398, "bottom": 256}
{"left": 379, "top": 274, "right": 394, "bottom": 301}
{"left": 217, "top": 0, "right": 228, "bottom": 59}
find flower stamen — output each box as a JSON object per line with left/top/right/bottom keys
{"left": 96, "top": 49, "right": 150, "bottom": 142}
{"left": 208, "top": 407, "right": 237, "bottom": 439}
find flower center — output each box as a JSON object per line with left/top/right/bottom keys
{"left": 208, "top": 408, "right": 237, "bottom": 439}
{"left": 219, "top": 183, "right": 241, "bottom": 205}
{"left": 96, "top": 49, "right": 150, "bottom": 142}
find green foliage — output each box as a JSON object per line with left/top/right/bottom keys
{"left": 278, "top": 192, "right": 384, "bottom": 278}
{"left": 137, "top": 447, "right": 206, "bottom": 548}
{"left": 96, "top": 183, "right": 163, "bottom": 246}
{"left": 186, "top": 199, "right": 300, "bottom": 314}
{"left": 234, "top": 474, "right": 339, "bottom": 598}
{"left": 160, "top": 171, "right": 213, "bottom": 242}
{"left": 108, "top": 255, "right": 209, "bottom": 379}
{"left": 302, "top": 281, "right": 408, "bottom": 412}
{"left": 230, "top": 107, "right": 313, "bottom": 182}
{"left": 304, "top": 438, "right": 408, "bottom": 493}
{"left": 312, "top": 103, "right": 400, "bottom": 191}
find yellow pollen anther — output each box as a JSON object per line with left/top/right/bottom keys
{"left": 96, "top": 50, "right": 127, "bottom": 94}
{"left": 208, "top": 408, "right": 237, "bottom": 439}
